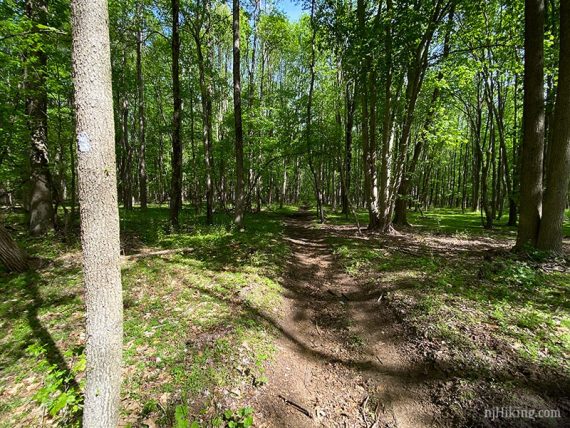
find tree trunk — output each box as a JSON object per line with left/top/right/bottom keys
{"left": 393, "top": 4, "right": 454, "bottom": 227}
{"left": 516, "top": 0, "right": 545, "bottom": 248}
{"left": 537, "top": 0, "right": 570, "bottom": 252}
{"left": 170, "top": 0, "right": 183, "bottom": 228}
{"left": 25, "top": 0, "right": 54, "bottom": 236}
{"left": 195, "top": 28, "right": 214, "bottom": 225}
{"left": 378, "top": 0, "right": 393, "bottom": 230}
{"left": 122, "top": 98, "right": 134, "bottom": 210}
{"left": 233, "top": 0, "right": 245, "bottom": 227}
{"left": 0, "top": 225, "right": 29, "bottom": 272}
{"left": 70, "top": 1, "right": 123, "bottom": 426}
{"left": 357, "top": 0, "right": 381, "bottom": 230}
{"left": 481, "top": 115, "right": 494, "bottom": 229}
{"left": 341, "top": 81, "right": 354, "bottom": 216}
{"left": 306, "top": 0, "right": 324, "bottom": 223}
{"left": 280, "top": 159, "right": 287, "bottom": 209}
{"left": 136, "top": 0, "right": 147, "bottom": 209}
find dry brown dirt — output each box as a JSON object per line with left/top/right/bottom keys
{"left": 249, "top": 211, "right": 440, "bottom": 428}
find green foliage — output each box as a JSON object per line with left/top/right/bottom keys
{"left": 26, "top": 343, "right": 85, "bottom": 427}
{"left": 494, "top": 260, "right": 538, "bottom": 288}
{"left": 171, "top": 405, "right": 253, "bottom": 428}
{"left": 220, "top": 407, "right": 254, "bottom": 428}
{"left": 173, "top": 405, "right": 196, "bottom": 428}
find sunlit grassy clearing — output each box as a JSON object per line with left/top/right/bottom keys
{"left": 325, "top": 207, "right": 570, "bottom": 237}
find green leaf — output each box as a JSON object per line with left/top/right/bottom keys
{"left": 243, "top": 415, "right": 254, "bottom": 427}
{"left": 174, "top": 405, "right": 190, "bottom": 428}
{"left": 50, "top": 392, "right": 69, "bottom": 416}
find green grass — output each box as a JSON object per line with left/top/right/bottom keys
{"left": 325, "top": 206, "right": 570, "bottom": 237}
{"left": 0, "top": 206, "right": 289, "bottom": 427}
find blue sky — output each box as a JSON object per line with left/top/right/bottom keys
{"left": 278, "top": 0, "right": 305, "bottom": 22}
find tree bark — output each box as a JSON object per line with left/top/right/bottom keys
{"left": 341, "top": 81, "right": 354, "bottom": 216}
{"left": 306, "top": 0, "right": 324, "bottom": 223}
{"left": 481, "top": 114, "right": 494, "bottom": 229}
{"left": 280, "top": 159, "right": 287, "bottom": 209}
{"left": 70, "top": 1, "right": 123, "bottom": 426}
{"left": 136, "top": 0, "right": 147, "bottom": 209}
{"left": 120, "top": 96, "right": 133, "bottom": 210}
{"left": 378, "top": 0, "right": 393, "bottom": 230}
{"left": 233, "top": 0, "right": 245, "bottom": 227}
{"left": 537, "top": 0, "right": 570, "bottom": 252}
{"left": 393, "top": 5, "right": 454, "bottom": 227}
{"left": 25, "top": 0, "right": 54, "bottom": 236}
{"left": 170, "top": 0, "right": 183, "bottom": 228}
{"left": 357, "top": 0, "right": 381, "bottom": 230}
{"left": 0, "top": 225, "right": 29, "bottom": 272}
{"left": 194, "top": 21, "right": 215, "bottom": 225}
{"left": 516, "top": 0, "right": 545, "bottom": 248}
{"left": 392, "top": 0, "right": 449, "bottom": 227}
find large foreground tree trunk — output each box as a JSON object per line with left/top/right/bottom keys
{"left": 70, "top": 1, "right": 123, "bottom": 426}
{"left": 25, "top": 0, "right": 54, "bottom": 236}
{"left": 170, "top": 0, "right": 183, "bottom": 228}
{"left": 0, "top": 225, "right": 29, "bottom": 272}
{"left": 516, "top": 0, "right": 545, "bottom": 248}
{"left": 233, "top": 0, "right": 245, "bottom": 228}
{"left": 537, "top": 0, "right": 570, "bottom": 252}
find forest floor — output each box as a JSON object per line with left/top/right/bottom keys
{"left": 241, "top": 209, "right": 570, "bottom": 427}
{"left": 244, "top": 210, "right": 439, "bottom": 427}
{"left": 0, "top": 206, "right": 569, "bottom": 427}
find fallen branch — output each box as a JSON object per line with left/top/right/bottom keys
{"left": 122, "top": 247, "right": 193, "bottom": 260}
{"left": 278, "top": 394, "right": 313, "bottom": 418}
{"left": 360, "top": 395, "right": 369, "bottom": 427}
{"left": 315, "top": 321, "right": 322, "bottom": 335}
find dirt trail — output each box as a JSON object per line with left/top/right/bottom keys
{"left": 252, "top": 211, "right": 439, "bottom": 427}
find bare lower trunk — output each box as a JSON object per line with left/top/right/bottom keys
{"left": 233, "top": 0, "right": 245, "bottom": 227}
{"left": 170, "top": 0, "right": 183, "bottom": 228}
{"left": 197, "top": 44, "right": 214, "bottom": 225}
{"left": 537, "top": 0, "right": 570, "bottom": 252}
{"left": 0, "top": 225, "right": 29, "bottom": 272}
{"left": 280, "top": 159, "right": 287, "bottom": 209}
{"left": 516, "top": 0, "right": 545, "bottom": 248}
{"left": 136, "top": 0, "right": 147, "bottom": 209}
{"left": 26, "top": 0, "right": 54, "bottom": 236}
{"left": 378, "top": 0, "right": 393, "bottom": 231}
{"left": 70, "top": 1, "right": 123, "bottom": 426}
{"left": 306, "top": 0, "right": 323, "bottom": 223}
{"left": 341, "top": 82, "right": 354, "bottom": 216}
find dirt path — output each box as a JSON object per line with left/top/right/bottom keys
{"left": 252, "top": 211, "right": 439, "bottom": 427}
